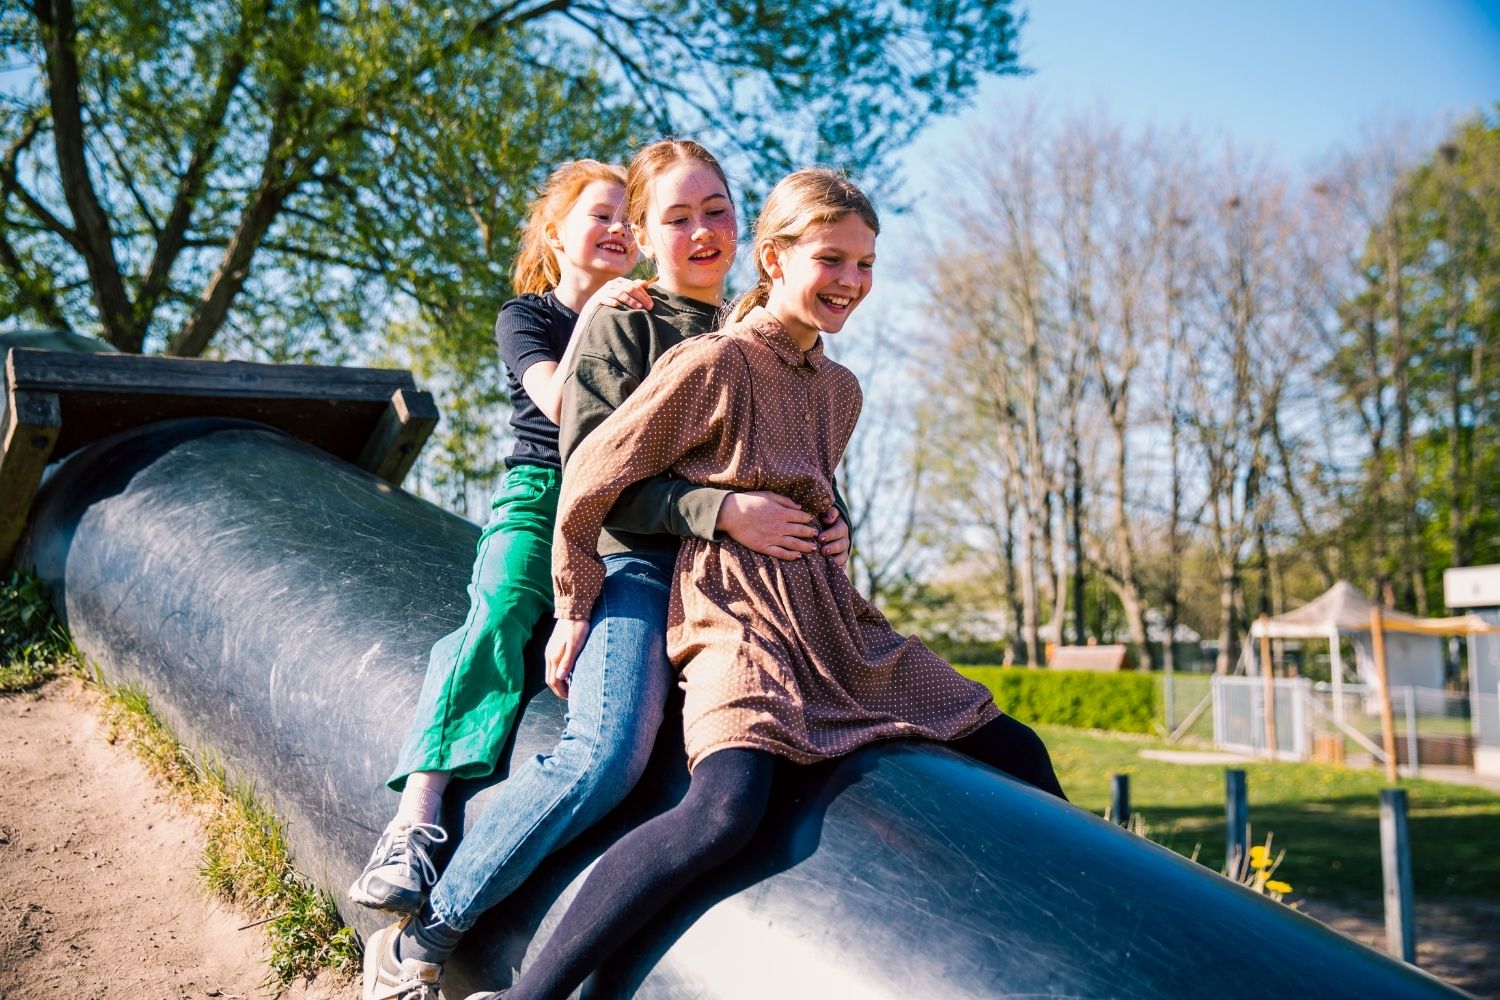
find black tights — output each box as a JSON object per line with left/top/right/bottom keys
{"left": 506, "top": 715, "right": 1064, "bottom": 1000}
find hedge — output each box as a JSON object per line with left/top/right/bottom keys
{"left": 957, "top": 666, "right": 1160, "bottom": 734}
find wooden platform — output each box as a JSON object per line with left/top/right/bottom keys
{"left": 0, "top": 348, "right": 438, "bottom": 566}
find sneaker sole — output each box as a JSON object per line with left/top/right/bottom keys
{"left": 349, "top": 879, "right": 425, "bottom": 914}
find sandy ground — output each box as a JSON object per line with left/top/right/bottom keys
{"left": 1, "top": 678, "right": 1495, "bottom": 999}
{"left": 0, "top": 679, "right": 347, "bottom": 999}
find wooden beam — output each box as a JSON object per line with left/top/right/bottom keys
{"left": 357, "top": 387, "right": 438, "bottom": 486}
{"left": 6, "top": 348, "right": 415, "bottom": 401}
{"left": 1371, "top": 607, "right": 1400, "bottom": 785}
{"left": 4, "top": 348, "right": 428, "bottom": 469}
{"left": 0, "top": 388, "right": 62, "bottom": 567}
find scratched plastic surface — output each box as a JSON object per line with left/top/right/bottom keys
{"left": 21, "top": 420, "right": 1461, "bottom": 999}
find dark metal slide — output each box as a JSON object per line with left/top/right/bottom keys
{"left": 20, "top": 418, "right": 1461, "bottom": 998}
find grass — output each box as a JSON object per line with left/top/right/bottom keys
{"left": 0, "top": 571, "right": 357, "bottom": 987}
{"left": 0, "top": 570, "right": 81, "bottom": 692}
{"left": 1040, "top": 723, "right": 1500, "bottom": 907}
{"left": 100, "top": 678, "right": 360, "bottom": 984}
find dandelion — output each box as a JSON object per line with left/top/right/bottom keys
{"left": 1225, "top": 832, "right": 1299, "bottom": 909}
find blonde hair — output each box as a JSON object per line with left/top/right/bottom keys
{"left": 512, "top": 159, "right": 629, "bottom": 296}
{"left": 730, "top": 168, "right": 879, "bottom": 322}
{"left": 624, "top": 139, "right": 732, "bottom": 234}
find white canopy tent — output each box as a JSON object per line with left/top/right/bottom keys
{"left": 1246, "top": 581, "right": 1489, "bottom": 711}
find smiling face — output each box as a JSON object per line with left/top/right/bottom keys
{"left": 633, "top": 160, "right": 737, "bottom": 304}
{"left": 761, "top": 213, "right": 876, "bottom": 350}
{"left": 548, "top": 179, "right": 636, "bottom": 281}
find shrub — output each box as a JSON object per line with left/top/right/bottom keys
{"left": 958, "top": 666, "right": 1159, "bottom": 733}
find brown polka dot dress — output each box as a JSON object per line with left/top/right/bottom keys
{"left": 554, "top": 307, "right": 1000, "bottom": 769}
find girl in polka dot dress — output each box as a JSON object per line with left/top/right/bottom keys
{"left": 478, "top": 171, "right": 1067, "bottom": 999}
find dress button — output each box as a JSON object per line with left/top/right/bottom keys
{"left": 803, "top": 413, "right": 812, "bottom": 423}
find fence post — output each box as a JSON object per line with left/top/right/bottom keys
{"left": 1380, "top": 788, "right": 1416, "bottom": 963}
{"left": 1370, "top": 608, "right": 1400, "bottom": 784}
{"left": 1110, "top": 774, "right": 1131, "bottom": 827}
{"left": 1164, "top": 667, "right": 1176, "bottom": 733}
{"left": 1403, "top": 686, "right": 1419, "bottom": 777}
{"left": 1225, "top": 769, "right": 1249, "bottom": 880}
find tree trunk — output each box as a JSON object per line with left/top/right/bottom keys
{"left": 1386, "top": 218, "right": 1426, "bottom": 613}
{"left": 1216, "top": 561, "right": 1238, "bottom": 674}
{"left": 33, "top": 0, "right": 140, "bottom": 350}
{"left": 1002, "top": 460, "right": 1023, "bottom": 666}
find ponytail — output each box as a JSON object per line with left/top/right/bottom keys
{"left": 728, "top": 279, "right": 770, "bottom": 323}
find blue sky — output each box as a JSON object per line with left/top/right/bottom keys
{"left": 899, "top": 0, "right": 1500, "bottom": 192}
{"left": 852, "top": 0, "right": 1500, "bottom": 331}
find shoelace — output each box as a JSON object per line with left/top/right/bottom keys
{"left": 374, "top": 971, "right": 439, "bottom": 1000}
{"left": 387, "top": 822, "right": 448, "bottom": 886}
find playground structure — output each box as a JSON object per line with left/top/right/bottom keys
{"left": 3, "top": 347, "right": 1465, "bottom": 997}
{"left": 1208, "top": 581, "right": 1499, "bottom": 780}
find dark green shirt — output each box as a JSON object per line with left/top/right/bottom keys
{"left": 559, "top": 289, "right": 728, "bottom": 555}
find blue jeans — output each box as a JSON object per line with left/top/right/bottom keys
{"left": 428, "top": 548, "right": 676, "bottom": 930}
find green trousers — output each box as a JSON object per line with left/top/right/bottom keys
{"left": 388, "top": 464, "right": 559, "bottom": 790}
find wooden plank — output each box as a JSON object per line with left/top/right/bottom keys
{"left": 3, "top": 348, "right": 434, "bottom": 472}
{"left": 7, "top": 348, "right": 415, "bottom": 402}
{"left": 357, "top": 387, "right": 439, "bottom": 486}
{"left": 1049, "top": 645, "right": 1129, "bottom": 671}
{"left": 0, "top": 388, "right": 61, "bottom": 567}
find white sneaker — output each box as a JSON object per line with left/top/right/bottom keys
{"left": 349, "top": 821, "right": 448, "bottom": 913}
{"left": 362, "top": 918, "right": 444, "bottom": 1000}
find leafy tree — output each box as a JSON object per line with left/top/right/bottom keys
{"left": 1322, "top": 111, "right": 1500, "bottom": 609}
{"left": 1, "top": 0, "right": 1026, "bottom": 361}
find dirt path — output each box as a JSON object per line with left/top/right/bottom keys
{"left": 1300, "top": 898, "right": 1499, "bottom": 997}
{"left": 0, "top": 679, "right": 348, "bottom": 999}
{"left": 1, "top": 679, "right": 1493, "bottom": 998}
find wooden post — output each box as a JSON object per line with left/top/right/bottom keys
{"left": 1370, "top": 608, "right": 1400, "bottom": 785}
{"left": 1380, "top": 788, "right": 1416, "bottom": 962}
{"left": 357, "top": 387, "right": 439, "bottom": 486}
{"left": 1110, "top": 774, "right": 1130, "bottom": 828}
{"left": 1225, "top": 769, "right": 1249, "bottom": 881}
{"left": 1258, "top": 613, "right": 1276, "bottom": 760}
{"left": 0, "top": 387, "right": 62, "bottom": 567}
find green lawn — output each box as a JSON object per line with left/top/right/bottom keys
{"left": 1039, "top": 724, "right": 1500, "bottom": 907}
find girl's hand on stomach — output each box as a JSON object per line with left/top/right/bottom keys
{"left": 818, "top": 508, "right": 851, "bottom": 570}
{"left": 545, "top": 618, "right": 592, "bottom": 699}
{"left": 716, "top": 491, "right": 818, "bottom": 561}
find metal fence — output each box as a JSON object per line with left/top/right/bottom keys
{"left": 1208, "top": 676, "right": 1475, "bottom": 773}
{"left": 1210, "top": 675, "right": 1313, "bottom": 759}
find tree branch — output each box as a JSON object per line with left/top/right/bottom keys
{"left": 94, "top": 123, "right": 162, "bottom": 237}
{"left": 32, "top": 0, "right": 138, "bottom": 348}
{"left": 0, "top": 112, "right": 85, "bottom": 254}
{"left": 136, "top": 4, "right": 255, "bottom": 330}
